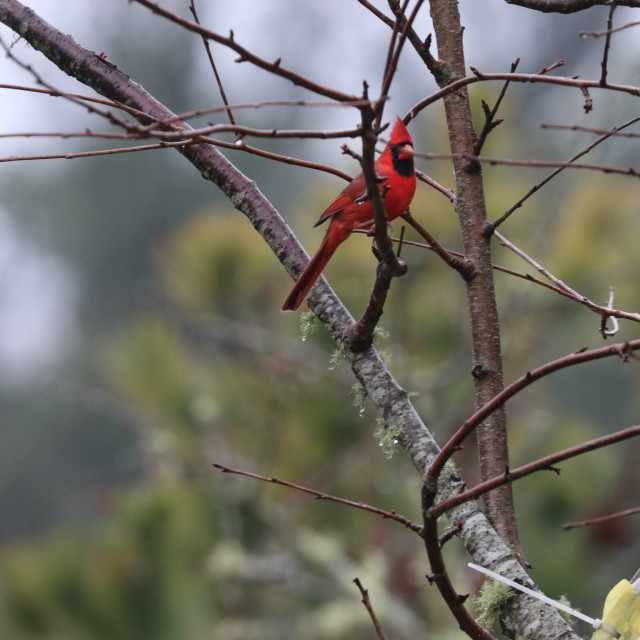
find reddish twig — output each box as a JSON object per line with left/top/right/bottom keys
{"left": 131, "top": 0, "right": 359, "bottom": 104}
{"left": 430, "top": 424, "right": 640, "bottom": 518}
{"left": 490, "top": 114, "right": 640, "bottom": 229}
{"left": 0, "top": 133, "right": 354, "bottom": 181}
{"left": 564, "top": 505, "right": 640, "bottom": 530}
{"left": 0, "top": 36, "right": 136, "bottom": 130}
{"left": 213, "top": 137, "right": 352, "bottom": 181}
{"left": 0, "top": 139, "right": 199, "bottom": 163}
{"left": 438, "top": 522, "right": 464, "bottom": 547}
{"left": 141, "top": 98, "right": 384, "bottom": 129}
{"left": 580, "top": 20, "right": 640, "bottom": 36}
{"left": 354, "top": 0, "right": 395, "bottom": 27}
{"left": 541, "top": 120, "right": 640, "bottom": 138}
{"left": 414, "top": 150, "right": 640, "bottom": 181}
{"left": 0, "top": 83, "right": 153, "bottom": 120}
{"left": 377, "top": 0, "right": 410, "bottom": 123}
{"left": 353, "top": 578, "right": 390, "bottom": 640}
{"left": 212, "top": 462, "right": 423, "bottom": 534}
{"left": 421, "top": 493, "right": 497, "bottom": 640}
{"left": 494, "top": 230, "right": 640, "bottom": 327}
{"left": 599, "top": 2, "right": 617, "bottom": 86}
{"left": 504, "top": 0, "right": 640, "bottom": 14}
{"left": 347, "top": 246, "right": 405, "bottom": 353}
{"left": 377, "top": 0, "right": 425, "bottom": 122}
{"left": 473, "top": 58, "right": 520, "bottom": 155}
{"left": 415, "top": 169, "right": 455, "bottom": 201}
{"left": 189, "top": 0, "right": 236, "bottom": 125}
{"left": 409, "top": 71, "right": 640, "bottom": 119}
{"left": 138, "top": 123, "right": 370, "bottom": 142}
{"left": 400, "top": 211, "right": 469, "bottom": 276}
{"left": 379, "top": 230, "right": 640, "bottom": 329}
{"left": 427, "top": 339, "right": 640, "bottom": 486}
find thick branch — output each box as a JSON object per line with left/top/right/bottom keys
{"left": 427, "top": 0, "right": 520, "bottom": 560}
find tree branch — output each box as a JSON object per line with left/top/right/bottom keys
{"left": 427, "top": 0, "right": 522, "bottom": 563}
{"left": 431, "top": 424, "right": 640, "bottom": 518}
{"left": 213, "top": 462, "right": 423, "bottom": 534}
{"left": 504, "top": 0, "right": 640, "bottom": 13}
{"left": 130, "top": 0, "right": 358, "bottom": 103}
{"left": 428, "top": 338, "right": 640, "bottom": 484}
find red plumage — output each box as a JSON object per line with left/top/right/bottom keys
{"left": 282, "top": 117, "right": 416, "bottom": 311}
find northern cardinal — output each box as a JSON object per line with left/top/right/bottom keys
{"left": 282, "top": 116, "right": 416, "bottom": 311}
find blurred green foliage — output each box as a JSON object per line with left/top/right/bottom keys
{"left": 1, "top": 164, "right": 638, "bottom": 636}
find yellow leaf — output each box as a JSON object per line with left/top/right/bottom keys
{"left": 592, "top": 579, "right": 640, "bottom": 640}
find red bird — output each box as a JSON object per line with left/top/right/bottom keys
{"left": 282, "top": 116, "right": 416, "bottom": 311}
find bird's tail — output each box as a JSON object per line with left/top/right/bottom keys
{"left": 282, "top": 226, "right": 348, "bottom": 311}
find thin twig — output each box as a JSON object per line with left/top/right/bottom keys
{"left": 599, "top": 2, "right": 617, "bottom": 86}
{"left": 490, "top": 114, "right": 640, "bottom": 229}
{"left": 564, "top": 505, "right": 640, "bottom": 530}
{"left": 431, "top": 425, "right": 640, "bottom": 518}
{"left": 131, "top": 0, "right": 359, "bottom": 104}
{"left": 427, "top": 339, "right": 640, "bottom": 486}
{"left": 474, "top": 58, "right": 520, "bottom": 155}
{"left": 409, "top": 71, "right": 640, "bottom": 119}
{"left": 212, "top": 463, "right": 423, "bottom": 534}
{"left": 355, "top": 0, "right": 395, "bottom": 27}
{"left": 377, "top": 0, "right": 425, "bottom": 122}
{"left": 401, "top": 211, "right": 469, "bottom": 275}
{"left": 353, "top": 578, "right": 390, "bottom": 640}
{"left": 580, "top": 20, "right": 640, "bottom": 37}
{"left": 189, "top": 0, "right": 235, "bottom": 124}
{"left": 540, "top": 120, "right": 640, "bottom": 138}
{"left": 413, "top": 150, "right": 640, "bottom": 180}
{"left": 500, "top": 0, "right": 640, "bottom": 15}
{"left": 0, "top": 36, "right": 134, "bottom": 130}
{"left": 415, "top": 169, "right": 455, "bottom": 201}
{"left": 495, "top": 231, "right": 640, "bottom": 325}
{"left": 0, "top": 139, "right": 198, "bottom": 162}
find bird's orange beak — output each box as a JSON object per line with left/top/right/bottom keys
{"left": 397, "top": 143, "right": 414, "bottom": 160}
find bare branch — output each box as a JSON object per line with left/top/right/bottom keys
{"left": 401, "top": 211, "right": 469, "bottom": 275}
{"left": 541, "top": 120, "right": 640, "bottom": 137}
{"left": 431, "top": 424, "right": 640, "bottom": 518}
{"left": 414, "top": 149, "right": 640, "bottom": 180}
{"left": 494, "top": 231, "right": 640, "bottom": 326}
{"left": 564, "top": 505, "right": 640, "bottom": 530}
{"left": 427, "top": 339, "right": 640, "bottom": 485}
{"left": 580, "top": 19, "right": 640, "bottom": 36}
{"left": 0, "top": 139, "right": 196, "bottom": 163}
{"left": 598, "top": 2, "right": 617, "bottom": 85}
{"left": 347, "top": 245, "right": 405, "bottom": 353}
{"left": 355, "top": 0, "right": 395, "bottom": 27}
{"left": 409, "top": 71, "right": 640, "bottom": 119}
{"left": 491, "top": 114, "right": 640, "bottom": 229}
{"left": 353, "top": 578, "right": 390, "bottom": 640}
{"left": 473, "top": 58, "right": 519, "bottom": 155}
{"left": 504, "top": 0, "right": 640, "bottom": 13}
{"left": 212, "top": 463, "right": 423, "bottom": 534}
{"left": 130, "top": 0, "right": 359, "bottom": 103}
{"left": 377, "top": 0, "right": 426, "bottom": 122}
{"left": 188, "top": 0, "right": 235, "bottom": 125}
{"left": 421, "top": 492, "right": 498, "bottom": 640}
